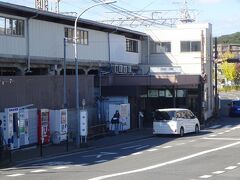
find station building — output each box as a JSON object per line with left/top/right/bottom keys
{"left": 0, "top": 1, "right": 215, "bottom": 129}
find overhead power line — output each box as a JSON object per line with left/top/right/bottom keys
{"left": 91, "top": 0, "right": 196, "bottom": 28}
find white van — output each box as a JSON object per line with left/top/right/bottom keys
{"left": 153, "top": 108, "right": 200, "bottom": 137}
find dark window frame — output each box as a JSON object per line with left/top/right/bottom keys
{"left": 0, "top": 16, "right": 24, "bottom": 37}
{"left": 64, "top": 27, "right": 88, "bottom": 45}
{"left": 126, "top": 39, "right": 138, "bottom": 53}
{"left": 180, "top": 41, "right": 201, "bottom": 52}
{"left": 152, "top": 41, "right": 171, "bottom": 53}
{"left": 0, "top": 16, "right": 5, "bottom": 35}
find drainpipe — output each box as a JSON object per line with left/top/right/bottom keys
{"left": 107, "top": 32, "right": 111, "bottom": 67}
{"left": 26, "top": 12, "right": 39, "bottom": 73}
{"left": 147, "top": 35, "right": 150, "bottom": 65}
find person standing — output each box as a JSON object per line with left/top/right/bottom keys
{"left": 111, "top": 110, "right": 120, "bottom": 135}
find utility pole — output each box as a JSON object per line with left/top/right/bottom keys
{"left": 214, "top": 37, "right": 218, "bottom": 118}
{"left": 63, "top": 38, "right": 67, "bottom": 108}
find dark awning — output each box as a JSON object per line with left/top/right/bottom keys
{"left": 101, "top": 74, "right": 201, "bottom": 88}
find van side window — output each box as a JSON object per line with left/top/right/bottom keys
{"left": 176, "top": 112, "right": 181, "bottom": 118}
{"left": 181, "top": 111, "right": 188, "bottom": 119}
{"left": 155, "top": 111, "right": 174, "bottom": 120}
{"left": 176, "top": 111, "right": 186, "bottom": 119}
{"left": 184, "top": 111, "right": 191, "bottom": 119}
{"left": 188, "top": 110, "right": 195, "bottom": 119}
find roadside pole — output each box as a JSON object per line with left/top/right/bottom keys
{"left": 214, "top": 37, "right": 218, "bottom": 118}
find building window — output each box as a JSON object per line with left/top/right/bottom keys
{"left": 6, "top": 18, "right": 13, "bottom": 35}
{"left": 152, "top": 42, "right": 171, "bottom": 53}
{"left": 64, "top": 27, "right": 88, "bottom": 45}
{"left": 181, "top": 41, "right": 201, "bottom": 52}
{"left": 126, "top": 39, "right": 138, "bottom": 53}
{"left": 0, "top": 16, "right": 24, "bottom": 37}
{"left": 0, "top": 17, "right": 5, "bottom": 35}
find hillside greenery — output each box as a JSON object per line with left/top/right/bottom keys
{"left": 218, "top": 32, "right": 240, "bottom": 44}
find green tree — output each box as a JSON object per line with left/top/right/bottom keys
{"left": 220, "top": 51, "right": 237, "bottom": 82}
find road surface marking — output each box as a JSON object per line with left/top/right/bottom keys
{"left": 31, "top": 169, "right": 47, "bottom": 173}
{"left": 7, "top": 174, "right": 25, "bottom": 177}
{"left": 96, "top": 152, "right": 117, "bottom": 158}
{"left": 218, "top": 132, "right": 224, "bottom": 135}
{"left": 209, "top": 134, "right": 217, "bottom": 137}
{"left": 16, "top": 138, "right": 156, "bottom": 167}
{"left": 95, "top": 160, "right": 107, "bottom": 163}
{"left": 119, "top": 156, "right": 127, "bottom": 159}
{"left": 52, "top": 166, "right": 69, "bottom": 170}
{"left": 32, "top": 161, "right": 72, "bottom": 166}
{"left": 199, "top": 175, "right": 212, "bottom": 178}
{"left": 135, "top": 145, "right": 150, "bottom": 150}
{"left": 176, "top": 143, "right": 185, "bottom": 146}
{"left": 225, "top": 166, "right": 237, "bottom": 170}
{"left": 238, "top": 162, "right": 240, "bottom": 165}
{"left": 1, "top": 167, "right": 17, "bottom": 171}
{"left": 189, "top": 140, "right": 196, "bottom": 143}
{"left": 121, "top": 145, "right": 140, "bottom": 150}
{"left": 212, "top": 171, "right": 225, "bottom": 174}
{"left": 132, "top": 152, "right": 143, "bottom": 156}
{"left": 232, "top": 125, "right": 240, "bottom": 130}
{"left": 162, "top": 146, "right": 172, "bottom": 149}
{"left": 222, "top": 125, "right": 232, "bottom": 129}
{"left": 83, "top": 152, "right": 117, "bottom": 159}
{"left": 225, "top": 130, "right": 231, "bottom": 133}
{"left": 203, "top": 137, "right": 240, "bottom": 141}
{"left": 74, "top": 164, "right": 87, "bottom": 167}
{"left": 88, "top": 141, "right": 240, "bottom": 180}
{"left": 209, "top": 125, "right": 221, "bottom": 129}
{"left": 147, "top": 148, "right": 158, "bottom": 152}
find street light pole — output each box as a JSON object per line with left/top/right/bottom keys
{"left": 74, "top": 0, "right": 116, "bottom": 147}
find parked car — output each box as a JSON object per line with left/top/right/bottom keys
{"left": 153, "top": 108, "right": 200, "bottom": 137}
{"left": 228, "top": 100, "right": 240, "bottom": 117}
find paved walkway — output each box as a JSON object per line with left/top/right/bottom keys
{"left": 0, "top": 128, "right": 153, "bottom": 168}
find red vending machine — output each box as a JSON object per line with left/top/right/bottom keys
{"left": 38, "top": 109, "right": 50, "bottom": 144}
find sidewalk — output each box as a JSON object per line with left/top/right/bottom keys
{"left": 0, "top": 128, "right": 153, "bottom": 168}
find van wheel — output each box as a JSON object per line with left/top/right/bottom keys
{"left": 195, "top": 124, "right": 200, "bottom": 134}
{"left": 180, "top": 127, "right": 184, "bottom": 137}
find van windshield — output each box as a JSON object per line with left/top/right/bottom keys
{"left": 154, "top": 111, "right": 175, "bottom": 121}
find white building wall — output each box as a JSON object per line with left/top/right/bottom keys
{"left": 109, "top": 34, "right": 141, "bottom": 64}
{"left": 29, "top": 19, "right": 64, "bottom": 59}
{"left": 0, "top": 16, "right": 141, "bottom": 65}
{"left": 146, "top": 23, "right": 212, "bottom": 75}
{"left": 29, "top": 20, "right": 109, "bottom": 62}
{"left": 0, "top": 13, "right": 26, "bottom": 56}
{"left": 146, "top": 23, "right": 214, "bottom": 120}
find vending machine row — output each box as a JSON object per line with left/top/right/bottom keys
{"left": 0, "top": 107, "right": 68, "bottom": 150}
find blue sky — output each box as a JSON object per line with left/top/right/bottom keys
{"left": 1, "top": 0, "right": 240, "bottom": 36}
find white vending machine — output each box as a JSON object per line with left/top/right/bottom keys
{"left": 50, "top": 109, "right": 68, "bottom": 142}
{"left": 3, "top": 107, "right": 20, "bottom": 150}
{"left": 19, "top": 109, "right": 30, "bottom": 146}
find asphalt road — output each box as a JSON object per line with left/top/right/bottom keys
{"left": 1, "top": 117, "right": 240, "bottom": 180}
